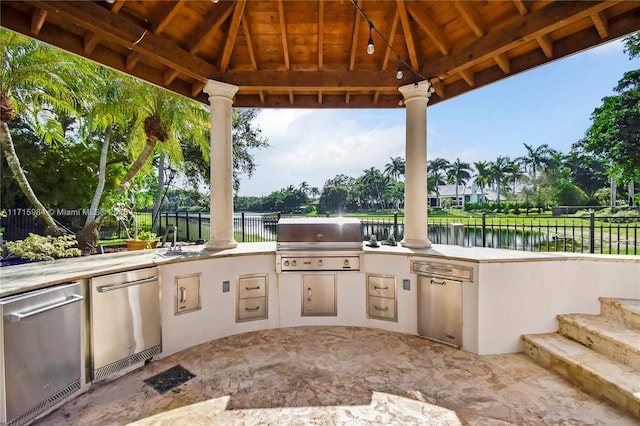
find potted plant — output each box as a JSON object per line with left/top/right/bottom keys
{"left": 104, "top": 181, "right": 152, "bottom": 251}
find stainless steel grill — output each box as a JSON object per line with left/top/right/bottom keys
{"left": 276, "top": 218, "right": 363, "bottom": 272}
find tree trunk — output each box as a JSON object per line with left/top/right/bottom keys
{"left": 0, "top": 121, "right": 60, "bottom": 232}
{"left": 122, "top": 136, "right": 158, "bottom": 184}
{"left": 85, "top": 125, "right": 111, "bottom": 225}
{"left": 152, "top": 150, "right": 166, "bottom": 233}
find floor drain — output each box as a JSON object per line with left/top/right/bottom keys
{"left": 144, "top": 365, "right": 195, "bottom": 394}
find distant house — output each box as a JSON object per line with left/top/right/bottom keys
{"left": 428, "top": 184, "right": 498, "bottom": 207}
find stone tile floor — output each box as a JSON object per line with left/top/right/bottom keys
{"left": 36, "top": 327, "right": 637, "bottom": 425}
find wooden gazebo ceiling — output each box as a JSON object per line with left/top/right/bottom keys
{"left": 2, "top": 1, "right": 640, "bottom": 108}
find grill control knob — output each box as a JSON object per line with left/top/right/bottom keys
{"left": 318, "top": 259, "right": 324, "bottom": 266}
{"left": 344, "top": 259, "right": 350, "bottom": 267}
{"left": 284, "top": 260, "right": 290, "bottom": 267}
{"left": 291, "top": 260, "right": 297, "bottom": 266}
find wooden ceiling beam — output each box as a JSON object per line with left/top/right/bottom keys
{"left": 406, "top": 2, "right": 451, "bottom": 56}
{"left": 219, "top": 0, "right": 246, "bottom": 72}
{"left": 396, "top": 0, "right": 419, "bottom": 70}
{"left": 222, "top": 69, "right": 410, "bottom": 89}
{"left": 187, "top": 2, "right": 235, "bottom": 55}
{"left": 278, "top": 0, "right": 291, "bottom": 71}
{"left": 591, "top": 11, "right": 609, "bottom": 38}
{"left": 288, "top": 90, "right": 294, "bottom": 105}
{"left": 454, "top": 1, "right": 485, "bottom": 38}
{"left": 348, "top": 1, "right": 362, "bottom": 72}
{"left": 26, "top": 1, "right": 219, "bottom": 82}
{"left": 83, "top": 33, "right": 100, "bottom": 55}
{"left": 424, "top": 1, "right": 622, "bottom": 80}
{"left": 30, "top": 8, "right": 46, "bottom": 35}
{"left": 431, "top": 79, "right": 445, "bottom": 99}
{"left": 318, "top": 0, "right": 324, "bottom": 71}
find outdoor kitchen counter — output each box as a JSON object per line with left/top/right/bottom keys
{"left": 0, "top": 242, "right": 275, "bottom": 298}
{"left": 1, "top": 242, "right": 637, "bottom": 298}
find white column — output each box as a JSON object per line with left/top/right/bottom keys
{"left": 398, "top": 81, "right": 434, "bottom": 248}
{"left": 204, "top": 79, "right": 239, "bottom": 250}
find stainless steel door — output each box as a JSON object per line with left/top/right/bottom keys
{"left": 1, "top": 282, "right": 82, "bottom": 425}
{"left": 418, "top": 276, "right": 462, "bottom": 347}
{"left": 90, "top": 267, "right": 160, "bottom": 380}
{"left": 302, "top": 273, "right": 336, "bottom": 316}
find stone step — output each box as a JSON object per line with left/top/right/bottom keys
{"left": 600, "top": 298, "right": 640, "bottom": 330}
{"left": 522, "top": 332, "right": 640, "bottom": 417}
{"left": 557, "top": 313, "right": 640, "bottom": 371}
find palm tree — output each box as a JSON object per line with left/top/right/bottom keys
{"left": 489, "top": 156, "right": 511, "bottom": 209}
{"left": 428, "top": 170, "right": 447, "bottom": 207}
{"left": 521, "top": 143, "right": 553, "bottom": 182}
{"left": 473, "top": 160, "right": 491, "bottom": 205}
{"left": 506, "top": 158, "right": 526, "bottom": 196}
{"left": 0, "top": 29, "right": 82, "bottom": 232}
{"left": 384, "top": 156, "right": 405, "bottom": 181}
{"left": 446, "top": 158, "right": 473, "bottom": 207}
{"left": 428, "top": 158, "right": 450, "bottom": 207}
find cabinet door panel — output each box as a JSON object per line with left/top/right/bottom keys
{"left": 302, "top": 274, "right": 336, "bottom": 316}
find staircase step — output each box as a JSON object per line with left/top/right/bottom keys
{"left": 557, "top": 313, "right": 640, "bottom": 371}
{"left": 522, "top": 333, "right": 640, "bottom": 417}
{"left": 600, "top": 298, "right": 640, "bottom": 330}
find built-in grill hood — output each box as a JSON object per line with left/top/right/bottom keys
{"left": 276, "top": 217, "right": 363, "bottom": 251}
{"left": 276, "top": 218, "right": 363, "bottom": 272}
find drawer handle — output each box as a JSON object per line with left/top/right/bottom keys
{"left": 374, "top": 286, "right": 389, "bottom": 291}
{"left": 307, "top": 287, "right": 312, "bottom": 302}
{"left": 430, "top": 279, "right": 447, "bottom": 286}
{"left": 97, "top": 276, "right": 158, "bottom": 292}
{"left": 245, "top": 286, "right": 261, "bottom": 291}
{"left": 9, "top": 294, "right": 83, "bottom": 322}
{"left": 179, "top": 287, "right": 187, "bottom": 303}
{"left": 245, "top": 306, "right": 260, "bottom": 311}
{"left": 374, "top": 305, "right": 389, "bottom": 312}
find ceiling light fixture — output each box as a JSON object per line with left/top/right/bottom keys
{"left": 367, "top": 22, "right": 375, "bottom": 55}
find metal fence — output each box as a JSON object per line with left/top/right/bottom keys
{"left": 2, "top": 211, "right": 638, "bottom": 255}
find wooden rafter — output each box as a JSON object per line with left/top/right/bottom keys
{"left": 536, "top": 34, "right": 553, "bottom": 59}
{"left": 219, "top": 0, "right": 246, "bottom": 73}
{"left": 493, "top": 52, "right": 510, "bottom": 74}
{"left": 406, "top": 2, "right": 450, "bottom": 56}
{"left": 459, "top": 69, "right": 474, "bottom": 86}
{"left": 382, "top": 11, "right": 400, "bottom": 71}
{"left": 512, "top": 0, "right": 528, "bottom": 15}
{"left": 424, "top": 1, "right": 621, "bottom": 79}
{"left": 188, "top": 2, "right": 235, "bottom": 55}
{"left": 152, "top": 0, "right": 184, "bottom": 34}
{"left": 30, "top": 8, "right": 46, "bottom": 35}
{"left": 396, "top": 0, "right": 419, "bottom": 70}
{"left": 348, "top": 1, "right": 362, "bottom": 72}
{"left": 241, "top": 17, "right": 258, "bottom": 71}
{"left": 26, "top": 1, "right": 218, "bottom": 81}
{"left": 454, "top": 1, "right": 485, "bottom": 38}
{"left": 278, "top": 0, "right": 290, "bottom": 71}
{"left": 431, "top": 78, "right": 445, "bottom": 99}
{"left": 591, "top": 11, "right": 609, "bottom": 39}
{"left": 83, "top": 33, "right": 100, "bottom": 55}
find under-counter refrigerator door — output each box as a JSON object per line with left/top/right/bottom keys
{"left": 418, "top": 276, "right": 462, "bottom": 347}
{"left": 2, "top": 282, "right": 82, "bottom": 424}
{"left": 90, "top": 269, "right": 160, "bottom": 379}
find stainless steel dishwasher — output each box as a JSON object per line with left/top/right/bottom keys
{"left": 89, "top": 267, "right": 161, "bottom": 381}
{"left": 1, "top": 282, "right": 83, "bottom": 426}
{"left": 413, "top": 261, "right": 473, "bottom": 348}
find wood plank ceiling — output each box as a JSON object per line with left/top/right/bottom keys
{"left": 2, "top": 0, "right": 640, "bottom": 108}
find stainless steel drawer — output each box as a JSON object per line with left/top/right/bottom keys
{"left": 238, "top": 274, "right": 267, "bottom": 298}
{"left": 411, "top": 261, "right": 473, "bottom": 282}
{"left": 367, "top": 274, "right": 397, "bottom": 298}
{"left": 237, "top": 297, "right": 267, "bottom": 321}
{"left": 368, "top": 296, "right": 397, "bottom": 321}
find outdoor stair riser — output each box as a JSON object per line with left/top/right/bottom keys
{"left": 522, "top": 298, "right": 640, "bottom": 417}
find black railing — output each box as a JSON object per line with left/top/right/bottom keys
{"left": 2, "top": 211, "right": 638, "bottom": 255}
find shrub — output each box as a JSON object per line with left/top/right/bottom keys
{"left": 6, "top": 233, "right": 81, "bottom": 261}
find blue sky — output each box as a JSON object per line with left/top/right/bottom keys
{"left": 238, "top": 38, "right": 636, "bottom": 197}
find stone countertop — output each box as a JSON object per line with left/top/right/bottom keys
{"left": 1, "top": 242, "right": 637, "bottom": 298}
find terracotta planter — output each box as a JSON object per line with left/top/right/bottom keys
{"left": 126, "top": 240, "right": 148, "bottom": 251}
